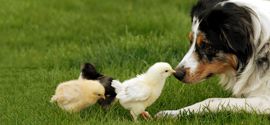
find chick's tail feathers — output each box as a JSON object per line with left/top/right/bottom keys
{"left": 50, "top": 95, "right": 69, "bottom": 104}
{"left": 111, "top": 80, "right": 123, "bottom": 94}
{"left": 50, "top": 95, "right": 58, "bottom": 103}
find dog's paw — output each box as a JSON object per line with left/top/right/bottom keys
{"left": 155, "top": 110, "right": 179, "bottom": 119}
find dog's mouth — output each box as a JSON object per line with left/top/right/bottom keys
{"left": 173, "top": 69, "right": 185, "bottom": 81}
{"left": 206, "top": 73, "right": 213, "bottom": 78}
{"left": 173, "top": 68, "right": 215, "bottom": 84}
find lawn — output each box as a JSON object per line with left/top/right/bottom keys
{"left": 0, "top": 0, "right": 270, "bottom": 124}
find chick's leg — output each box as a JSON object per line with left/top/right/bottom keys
{"left": 130, "top": 110, "right": 138, "bottom": 121}
{"left": 141, "top": 111, "right": 153, "bottom": 120}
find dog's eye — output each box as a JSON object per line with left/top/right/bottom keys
{"left": 189, "top": 40, "right": 193, "bottom": 44}
{"left": 97, "top": 94, "right": 102, "bottom": 96}
{"left": 201, "top": 42, "right": 207, "bottom": 49}
{"left": 201, "top": 42, "right": 213, "bottom": 51}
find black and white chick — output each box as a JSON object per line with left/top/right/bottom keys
{"left": 78, "top": 63, "right": 116, "bottom": 109}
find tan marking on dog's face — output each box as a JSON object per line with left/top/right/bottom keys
{"left": 182, "top": 54, "right": 238, "bottom": 83}
{"left": 196, "top": 33, "right": 205, "bottom": 46}
{"left": 188, "top": 32, "right": 194, "bottom": 44}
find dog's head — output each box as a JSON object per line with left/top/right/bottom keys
{"left": 174, "top": 1, "right": 254, "bottom": 83}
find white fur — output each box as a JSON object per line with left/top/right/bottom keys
{"left": 178, "top": 17, "right": 200, "bottom": 72}
{"left": 156, "top": 0, "right": 270, "bottom": 118}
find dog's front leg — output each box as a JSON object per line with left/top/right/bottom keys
{"left": 155, "top": 97, "right": 270, "bottom": 118}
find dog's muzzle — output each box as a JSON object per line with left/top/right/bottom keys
{"left": 173, "top": 67, "right": 186, "bottom": 81}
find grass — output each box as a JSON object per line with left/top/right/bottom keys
{"left": 0, "top": 0, "right": 269, "bottom": 124}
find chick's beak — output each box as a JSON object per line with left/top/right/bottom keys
{"left": 171, "top": 69, "right": 176, "bottom": 74}
{"left": 101, "top": 95, "right": 106, "bottom": 99}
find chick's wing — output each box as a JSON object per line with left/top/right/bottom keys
{"left": 117, "top": 79, "right": 151, "bottom": 103}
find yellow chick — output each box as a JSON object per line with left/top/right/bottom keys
{"left": 50, "top": 79, "right": 105, "bottom": 112}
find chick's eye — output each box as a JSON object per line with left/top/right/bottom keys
{"left": 97, "top": 94, "right": 102, "bottom": 96}
{"left": 165, "top": 70, "right": 168, "bottom": 72}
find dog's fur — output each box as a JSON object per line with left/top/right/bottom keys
{"left": 156, "top": 0, "right": 270, "bottom": 118}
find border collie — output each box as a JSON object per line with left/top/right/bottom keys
{"left": 156, "top": 0, "right": 270, "bottom": 118}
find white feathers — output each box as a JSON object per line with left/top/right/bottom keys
{"left": 112, "top": 62, "right": 175, "bottom": 121}
{"left": 111, "top": 80, "right": 122, "bottom": 94}
{"left": 112, "top": 79, "right": 151, "bottom": 103}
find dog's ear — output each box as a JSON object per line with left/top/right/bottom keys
{"left": 200, "top": 3, "right": 253, "bottom": 63}
{"left": 201, "top": 8, "right": 228, "bottom": 30}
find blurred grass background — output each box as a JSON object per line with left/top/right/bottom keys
{"left": 0, "top": 0, "right": 269, "bottom": 124}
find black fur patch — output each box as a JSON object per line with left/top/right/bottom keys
{"left": 192, "top": 1, "right": 254, "bottom": 72}
{"left": 256, "top": 43, "right": 270, "bottom": 73}
{"left": 191, "top": 0, "right": 228, "bottom": 21}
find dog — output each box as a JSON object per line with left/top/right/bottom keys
{"left": 156, "top": 0, "right": 270, "bottom": 118}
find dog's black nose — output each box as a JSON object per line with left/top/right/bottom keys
{"left": 173, "top": 66, "right": 186, "bottom": 81}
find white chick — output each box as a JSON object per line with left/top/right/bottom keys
{"left": 50, "top": 79, "right": 105, "bottom": 112}
{"left": 111, "top": 62, "right": 175, "bottom": 121}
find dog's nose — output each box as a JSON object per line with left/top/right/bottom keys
{"left": 173, "top": 66, "right": 186, "bottom": 81}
